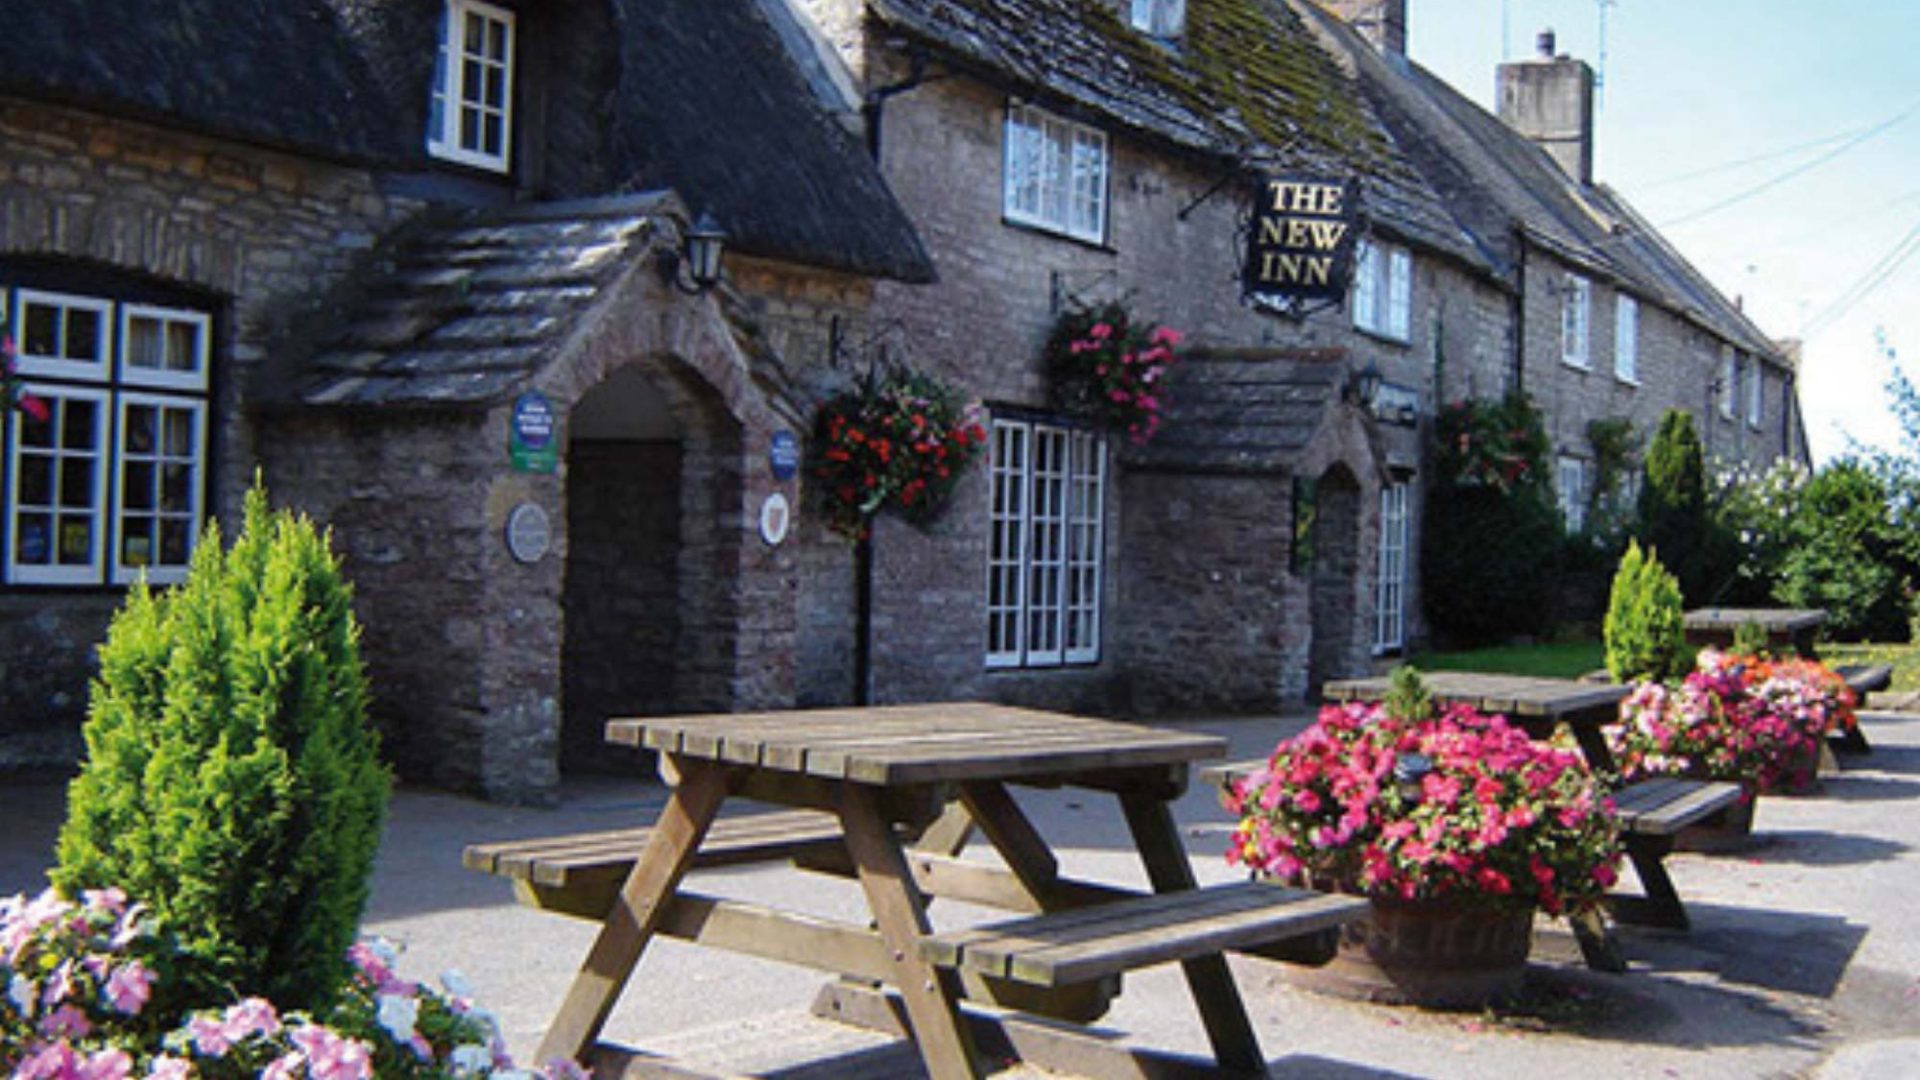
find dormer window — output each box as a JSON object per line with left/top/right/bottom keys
{"left": 1129, "top": 0, "right": 1186, "bottom": 38}
{"left": 428, "top": 0, "right": 515, "bottom": 173}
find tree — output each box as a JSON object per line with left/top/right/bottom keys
{"left": 54, "top": 484, "right": 390, "bottom": 1010}
{"left": 1637, "top": 409, "right": 1712, "bottom": 602}
{"left": 1777, "top": 460, "right": 1913, "bottom": 641}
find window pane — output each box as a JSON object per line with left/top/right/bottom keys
{"left": 461, "top": 108, "right": 480, "bottom": 151}
{"left": 18, "top": 455, "right": 51, "bottom": 505}
{"left": 462, "top": 58, "right": 483, "bottom": 104}
{"left": 23, "top": 303, "right": 58, "bottom": 357}
{"left": 160, "top": 463, "right": 191, "bottom": 512}
{"left": 18, "top": 405, "right": 53, "bottom": 449}
{"left": 62, "top": 398, "right": 97, "bottom": 451}
{"left": 57, "top": 515, "right": 94, "bottom": 565}
{"left": 159, "top": 518, "right": 192, "bottom": 566}
{"left": 465, "top": 10, "right": 485, "bottom": 52}
{"left": 483, "top": 114, "right": 504, "bottom": 156}
{"left": 166, "top": 321, "right": 198, "bottom": 372}
{"left": 15, "top": 514, "right": 51, "bottom": 565}
{"left": 123, "top": 460, "right": 155, "bottom": 511}
{"left": 124, "top": 404, "right": 155, "bottom": 454}
{"left": 127, "top": 316, "right": 163, "bottom": 370}
{"left": 121, "top": 517, "right": 154, "bottom": 568}
{"left": 65, "top": 308, "right": 101, "bottom": 361}
{"left": 58, "top": 458, "right": 95, "bottom": 508}
{"left": 163, "top": 407, "right": 194, "bottom": 456}
{"left": 485, "top": 65, "right": 505, "bottom": 109}
{"left": 488, "top": 17, "right": 507, "bottom": 59}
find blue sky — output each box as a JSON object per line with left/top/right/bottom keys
{"left": 1403, "top": 0, "right": 1920, "bottom": 464}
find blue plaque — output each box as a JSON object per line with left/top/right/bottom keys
{"left": 769, "top": 430, "right": 800, "bottom": 481}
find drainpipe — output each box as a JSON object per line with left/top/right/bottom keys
{"left": 854, "top": 534, "right": 873, "bottom": 704}
{"left": 1511, "top": 233, "right": 1529, "bottom": 396}
{"left": 862, "top": 49, "right": 930, "bottom": 160}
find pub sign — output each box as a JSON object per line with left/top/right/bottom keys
{"left": 1244, "top": 175, "right": 1359, "bottom": 307}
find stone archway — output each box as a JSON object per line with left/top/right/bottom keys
{"left": 558, "top": 358, "right": 745, "bottom": 774}
{"left": 1308, "top": 464, "right": 1364, "bottom": 696}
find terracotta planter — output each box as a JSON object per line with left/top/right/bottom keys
{"left": 1673, "top": 787, "right": 1758, "bottom": 853}
{"left": 1281, "top": 895, "right": 1534, "bottom": 1009}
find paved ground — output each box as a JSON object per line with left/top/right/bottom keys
{"left": 4, "top": 709, "right": 1918, "bottom": 1079}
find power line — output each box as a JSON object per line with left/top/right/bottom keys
{"left": 1798, "top": 212, "right": 1920, "bottom": 341}
{"left": 1636, "top": 123, "right": 1876, "bottom": 191}
{"left": 1658, "top": 103, "right": 1916, "bottom": 231}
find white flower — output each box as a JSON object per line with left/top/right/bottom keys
{"left": 8, "top": 973, "right": 36, "bottom": 1017}
{"left": 449, "top": 1044, "right": 492, "bottom": 1075}
{"left": 375, "top": 993, "right": 420, "bottom": 1042}
{"left": 440, "top": 968, "right": 476, "bottom": 1000}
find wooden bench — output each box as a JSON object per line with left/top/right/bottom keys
{"left": 1202, "top": 760, "right": 1742, "bottom": 971}
{"left": 1833, "top": 663, "right": 1893, "bottom": 755}
{"left": 921, "top": 880, "right": 1365, "bottom": 987}
{"left": 463, "top": 808, "right": 847, "bottom": 919}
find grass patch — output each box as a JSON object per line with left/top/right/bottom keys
{"left": 1406, "top": 640, "right": 1605, "bottom": 680}
{"left": 1820, "top": 642, "right": 1920, "bottom": 693}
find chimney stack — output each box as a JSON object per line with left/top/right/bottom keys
{"left": 1319, "top": 1, "right": 1407, "bottom": 55}
{"left": 1497, "top": 27, "right": 1596, "bottom": 185}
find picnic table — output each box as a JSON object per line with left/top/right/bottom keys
{"left": 1683, "top": 607, "right": 1827, "bottom": 657}
{"left": 1314, "top": 673, "right": 1742, "bottom": 971}
{"left": 468, "top": 703, "right": 1366, "bottom": 1079}
{"left": 1683, "top": 606, "right": 1890, "bottom": 754}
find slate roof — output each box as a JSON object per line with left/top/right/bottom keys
{"left": 1294, "top": 2, "right": 1782, "bottom": 363}
{"left": 868, "top": 0, "right": 1484, "bottom": 270}
{"left": 262, "top": 194, "right": 671, "bottom": 410}
{"left": 1129, "top": 349, "right": 1346, "bottom": 472}
{"left": 0, "top": 0, "right": 406, "bottom": 164}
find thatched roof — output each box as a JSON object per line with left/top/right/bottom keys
{"left": 0, "top": 0, "right": 406, "bottom": 164}
{"left": 7, "top": 0, "right": 932, "bottom": 283}
{"left": 869, "top": 0, "right": 1483, "bottom": 269}
{"left": 604, "top": 0, "right": 934, "bottom": 283}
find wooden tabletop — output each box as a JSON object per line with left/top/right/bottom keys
{"left": 1683, "top": 607, "right": 1827, "bottom": 633}
{"left": 606, "top": 703, "right": 1227, "bottom": 786}
{"left": 1322, "top": 672, "right": 1628, "bottom": 727}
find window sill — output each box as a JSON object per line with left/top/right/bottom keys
{"left": 1614, "top": 374, "right": 1640, "bottom": 388}
{"left": 985, "top": 658, "right": 1104, "bottom": 672}
{"left": 1353, "top": 325, "right": 1412, "bottom": 348}
{"left": 1001, "top": 216, "right": 1114, "bottom": 254}
{"left": 1561, "top": 358, "right": 1592, "bottom": 373}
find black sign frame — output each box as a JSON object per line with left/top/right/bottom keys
{"left": 1243, "top": 175, "right": 1361, "bottom": 314}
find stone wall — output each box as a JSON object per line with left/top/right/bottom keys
{"left": 0, "top": 98, "right": 417, "bottom": 742}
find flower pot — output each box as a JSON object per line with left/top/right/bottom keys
{"left": 1673, "top": 788, "right": 1758, "bottom": 853}
{"left": 1280, "top": 895, "right": 1534, "bottom": 1009}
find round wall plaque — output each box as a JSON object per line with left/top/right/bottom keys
{"left": 505, "top": 502, "right": 552, "bottom": 564}
{"left": 758, "top": 492, "right": 791, "bottom": 546}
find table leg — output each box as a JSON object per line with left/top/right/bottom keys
{"left": 960, "top": 781, "right": 1061, "bottom": 905}
{"left": 536, "top": 757, "right": 730, "bottom": 1065}
{"left": 1612, "top": 835, "right": 1689, "bottom": 930}
{"left": 839, "top": 782, "right": 984, "bottom": 1080}
{"left": 1120, "top": 793, "right": 1266, "bottom": 1076}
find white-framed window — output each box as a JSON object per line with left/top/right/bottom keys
{"left": 986, "top": 417, "right": 1106, "bottom": 668}
{"left": 1614, "top": 294, "right": 1638, "bottom": 384}
{"left": 1556, "top": 455, "right": 1590, "bottom": 533}
{"left": 1373, "top": 480, "right": 1409, "bottom": 653}
{"left": 4, "top": 287, "right": 210, "bottom": 587}
{"left": 1747, "top": 360, "right": 1764, "bottom": 428}
{"left": 1128, "top": 0, "right": 1187, "bottom": 36}
{"left": 1003, "top": 104, "right": 1109, "bottom": 244}
{"left": 12, "top": 290, "right": 110, "bottom": 382}
{"left": 1351, "top": 238, "right": 1411, "bottom": 342}
{"left": 428, "top": 0, "right": 515, "bottom": 173}
{"left": 1561, "top": 274, "right": 1591, "bottom": 369}
{"left": 1718, "top": 346, "right": 1737, "bottom": 420}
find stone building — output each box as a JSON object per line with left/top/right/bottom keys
{"left": 1, "top": 0, "right": 1809, "bottom": 800}
{"left": 0, "top": 0, "right": 930, "bottom": 800}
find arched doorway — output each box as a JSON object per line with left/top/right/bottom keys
{"left": 1308, "top": 464, "right": 1364, "bottom": 697}
{"left": 560, "top": 365, "right": 683, "bottom": 774}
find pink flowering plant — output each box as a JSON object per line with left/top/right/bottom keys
{"left": 1609, "top": 648, "right": 1857, "bottom": 795}
{"left": 3, "top": 887, "right": 585, "bottom": 1080}
{"left": 1043, "top": 302, "right": 1182, "bottom": 444}
{"left": 1225, "top": 672, "right": 1623, "bottom": 917}
{"left": 3, "top": 318, "right": 52, "bottom": 422}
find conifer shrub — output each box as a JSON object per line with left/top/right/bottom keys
{"left": 1603, "top": 540, "right": 1690, "bottom": 683}
{"left": 1637, "top": 410, "right": 1711, "bottom": 601}
{"left": 53, "top": 484, "right": 390, "bottom": 1011}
